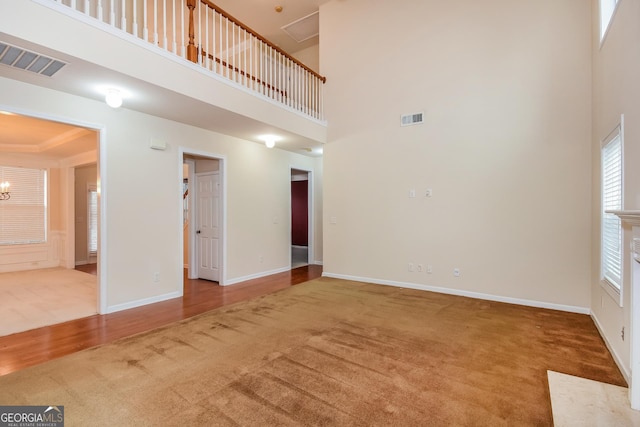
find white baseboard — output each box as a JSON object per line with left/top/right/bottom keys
{"left": 322, "top": 272, "right": 591, "bottom": 315}
{"left": 223, "top": 266, "right": 290, "bottom": 286}
{"left": 0, "top": 260, "right": 60, "bottom": 274}
{"left": 106, "top": 291, "right": 182, "bottom": 314}
{"left": 313, "top": 261, "right": 324, "bottom": 266}
{"left": 591, "top": 311, "right": 630, "bottom": 383}
{"left": 75, "top": 260, "right": 88, "bottom": 266}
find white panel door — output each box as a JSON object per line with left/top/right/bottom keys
{"left": 196, "top": 172, "right": 219, "bottom": 282}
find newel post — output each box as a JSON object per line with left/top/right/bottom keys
{"left": 186, "top": 0, "right": 197, "bottom": 63}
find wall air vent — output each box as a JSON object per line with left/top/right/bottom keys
{"left": 400, "top": 112, "right": 424, "bottom": 127}
{"left": 0, "top": 42, "right": 67, "bottom": 77}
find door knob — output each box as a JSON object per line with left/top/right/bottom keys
{"left": 196, "top": 230, "right": 201, "bottom": 234}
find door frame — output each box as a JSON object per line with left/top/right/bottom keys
{"left": 290, "top": 167, "right": 314, "bottom": 266}
{"left": 179, "top": 147, "right": 227, "bottom": 285}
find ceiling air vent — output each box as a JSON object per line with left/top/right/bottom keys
{"left": 400, "top": 112, "right": 424, "bottom": 127}
{"left": 0, "top": 42, "right": 67, "bottom": 77}
{"left": 281, "top": 11, "right": 319, "bottom": 43}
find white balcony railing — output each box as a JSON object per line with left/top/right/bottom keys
{"left": 48, "top": 0, "right": 326, "bottom": 121}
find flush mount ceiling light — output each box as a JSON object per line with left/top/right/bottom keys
{"left": 105, "top": 88, "right": 123, "bottom": 108}
{"left": 259, "top": 135, "right": 279, "bottom": 148}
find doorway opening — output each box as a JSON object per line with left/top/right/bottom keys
{"left": 0, "top": 111, "right": 102, "bottom": 335}
{"left": 291, "top": 168, "right": 313, "bottom": 269}
{"left": 182, "top": 150, "right": 225, "bottom": 285}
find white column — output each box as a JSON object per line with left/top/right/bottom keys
{"left": 611, "top": 211, "right": 640, "bottom": 410}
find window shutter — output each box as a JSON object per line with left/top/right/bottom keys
{"left": 602, "top": 131, "right": 622, "bottom": 289}
{"left": 0, "top": 166, "right": 47, "bottom": 245}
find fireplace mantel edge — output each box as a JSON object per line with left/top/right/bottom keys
{"left": 608, "top": 210, "right": 640, "bottom": 227}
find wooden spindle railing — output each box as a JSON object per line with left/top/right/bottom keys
{"left": 186, "top": 0, "right": 198, "bottom": 63}
{"left": 191, "top": 0, "right": 326, "bottom": 84}
{"left": 199, "top": 48, "right": 287, "bottom": 98}
{"left": 47, "top": 0, "right": 326, "bottom": 121}
{"left": 188, "top": 0, "right": 326, "bottom": 119}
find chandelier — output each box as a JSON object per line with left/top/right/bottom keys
{"left": 0, "top": 182, "right": 9, "bottom": 201}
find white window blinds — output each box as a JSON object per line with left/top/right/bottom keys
{"left": 600, "top": 0, "right": 619, "bottom": 40}
{"left": 88, "top": 187, "right": 98, "bottom": 254}
{"left": 0, "top": 166, "right": 47, "bottom": 245}
{"left": 602, "top": 128, "right": 622, "bottom": 290}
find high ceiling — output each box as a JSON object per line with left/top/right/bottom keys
{"left": 0, "top": 0, "right": 328, "bottom": 161}
{"left": 213, "top": 0, "right": 328, "bottom": 55}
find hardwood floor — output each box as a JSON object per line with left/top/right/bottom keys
{"left": 74, "top": 263, "right": 97, "bottom": 275}
{"left": 0, "top": 265, "right": 322, "bottom": 376}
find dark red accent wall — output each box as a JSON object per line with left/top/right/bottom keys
{"left": 291, "top": 180, "right": 308, "bottom": 246}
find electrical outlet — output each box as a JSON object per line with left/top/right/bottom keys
{"left": 259, "top": 255, "right": 263, "bottom": 263}
{"left": 427, "top": 265, "right": 433, "bottom": 274}
{"left": 425, "top": 188, "right": 432, "bottom": 197}
{"left": 409, "top": 189, "right": 416, "bottom": 198}
{"left": 417, "top": 264, "right": 423, "bottom": 272}
{"left": 408, "top": 263, "right": 414, "bottom": 272}
{"left": 153, "top": 272, "right": 160, "bottom": 283}
{"left": 453, "top": 268, "right": 460, "bottom": 277}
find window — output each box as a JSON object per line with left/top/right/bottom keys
{"left": 0, "top": 166, "right": 47, "bottom": 245}
{"left": 88, "top": 186, "right": 98, "bottom": 254}
{"left": 601, "top": 124, "right": 623, "bottom": 297}
{"left": 600, "top": 0, "right": 619, "bottom": 42}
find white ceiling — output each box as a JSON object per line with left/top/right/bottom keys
{"left": 0, "top": 0, "right": 328, "bottom": 160}
{"left": 0, "top": 113, "right": 96, "bottom": 160}
{"left": 213, "top": 0, "right": 328, "bottom": 54}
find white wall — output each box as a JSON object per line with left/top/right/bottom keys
{"left": 0, "top": 76, "right": 321, "bottom": 312}
{"left": 321, "top": 0, "right": 592, "bottom": 310}
{"left": 590, "top": 0, "right": 640, "bottom": 379}
{"left": 293, "top": 44, "right": 320, "bottom": 74}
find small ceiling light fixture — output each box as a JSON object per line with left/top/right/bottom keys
{"left": 259, "top": 134, "right": 279, "bottom": 148}
{"left": 105, "top": 88, "right": 123, "bottom": 108}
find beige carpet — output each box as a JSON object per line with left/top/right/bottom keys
{"left": 0, "top": 277, "right": 624, "bottom": 425}
{"left": 0, "top": 267, "right": 97, "bottom": 336}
